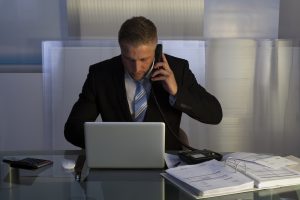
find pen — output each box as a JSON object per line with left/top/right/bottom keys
{"left": 74, "top": 155, "right": 86, "bottom": 182}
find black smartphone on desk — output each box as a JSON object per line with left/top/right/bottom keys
{"left": 2, "top": 157, "right": 53, "bottom": 170}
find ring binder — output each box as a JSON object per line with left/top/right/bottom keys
{"left": 224, "top": 157, "right": 247, "bottom": 174}
{"left": 162, "top": 152, "right": 300, "bottom": 198}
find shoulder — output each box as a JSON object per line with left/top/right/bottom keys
{"left": 165, "top": 54, "right": 189, "bottom": 74}
{"left": 165, "top": 54, "right": 188, "bottom": 65}
{"left": 84, "top": 55, "right": 123, "bottom": 84}
{"left": 89, "top": 55, "right": 122, "bottom": 73}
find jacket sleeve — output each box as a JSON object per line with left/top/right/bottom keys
{"left": 64, "top": 65, "right": 99, "bottom": 148}
{"left": 172, "top": 59, "right": 223, "bottom": 124}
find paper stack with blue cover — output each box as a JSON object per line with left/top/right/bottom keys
{"left": 162, "top": 152, "right": 300, "bottom": 199}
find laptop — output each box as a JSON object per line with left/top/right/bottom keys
{"left": 84, "top": 122, "right": 165, "bottom": 168}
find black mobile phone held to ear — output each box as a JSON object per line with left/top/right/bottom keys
{"left": 151, "top": 44, "right": 163, "bottom": 79}
{"left": 155, "top": 44, "right": 163, "bottom": 64}
{"left": 145, "top": 44, "right": 162, "bottom": 80}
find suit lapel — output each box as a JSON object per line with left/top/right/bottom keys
{"left": 144, "top": 81, "right": 163, "bottom": 122}
{"left": 112, "top": 59, "right": 133, "bottom": 121}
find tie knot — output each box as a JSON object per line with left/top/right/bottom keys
{"left": 135, "top": 80, "right": 145, "bottom": 94}
{"left": 136, "top": 80, "right": 143, "bottom": 86}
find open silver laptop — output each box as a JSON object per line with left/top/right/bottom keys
{"left": 84, "top": 122, "right": 165, "bottom": 168}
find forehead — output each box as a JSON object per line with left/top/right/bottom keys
{"left": 121, "top": 41, "right": 156, "bottom": 51}
{"left": 121, "top": 43, "right": 156, "bottom": 57}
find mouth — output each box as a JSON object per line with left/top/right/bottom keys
{"left": 130, "top": 72, "right": 144, "bottom": 80}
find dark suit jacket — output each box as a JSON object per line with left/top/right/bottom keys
{"left": 64, "top": 54, "right": 222, "bottom": 150}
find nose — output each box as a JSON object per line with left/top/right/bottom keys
{"left": 132, "top": 60, "right": 142, "bottom": 72}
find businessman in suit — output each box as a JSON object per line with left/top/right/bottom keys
{"left": 64, "top": 16, "right": 222, "bottom": 150}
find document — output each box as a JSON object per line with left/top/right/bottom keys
{"left": 241, "top": 161, "right": 300, "bottom": 188}
{"left": 222, "top": 152, "right": 272, "bottom": 163}
{"left": 162, "top": 159, "right": 254, "bottom": 198}
{"left": 223, "top": 152, "right": 297, "bottom": 169}
{"left": 162, "top": 152, "right": 300, "bottom": 199}
{"left": 224, "top": 152, "right": 300, "bottom": 188}
{"left": 286, "top": 155, "right": 300, "bottom": 172}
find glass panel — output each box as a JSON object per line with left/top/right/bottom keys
{"left": 204, "top": 39, "right": 300, "bottom": 156}
{"left": 204, "top": 39, "right": 257, "bottom": 151}
{"left": 43, "top": 40, "right": 205, "bottom": 149}
{"left": 43, "top": 39, "right": 300, "bottom": 156}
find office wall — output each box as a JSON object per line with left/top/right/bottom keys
{"left": 0, "top": 0, "right": 64, "bottom": 150}
{"left": 0, "top": 73, "right": 46, "bottom": 150}
{"left": 66, "top": 0, "right": 204, "bottom": 40}
{"left": 0, "top": 0, "right": 66, "bottom": 68}
{"left": 0, "top": 0, "right": 300, "bottom": 151}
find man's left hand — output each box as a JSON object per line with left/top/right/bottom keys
{"left": 151, "top": 54, "right": 178, "bottom": 96}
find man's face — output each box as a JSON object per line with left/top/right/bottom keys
{"left": 120, "top": 42, "right": 156, "bottom": 81}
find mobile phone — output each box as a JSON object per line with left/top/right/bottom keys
{"left": 154, "top": 44, "right": 163, "bottom": 64}
{"left": 145, "top": 44, "right": 163, "bottom": 79}
{"left": 151, "top": 44, "right": 163, "bottom": 79}
{"left": 2, "top": 157, "right": 53, "bottom": 170}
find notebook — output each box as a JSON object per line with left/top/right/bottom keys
{"left": 84, "top": 122, "right": 165, "bottom": 168}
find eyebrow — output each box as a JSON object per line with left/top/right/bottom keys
{"left": 123, "top": 55, "right": 151, "bottom": 61}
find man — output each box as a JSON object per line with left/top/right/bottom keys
{"left": 64, "top": 16, "right": 222, "bottom": 150}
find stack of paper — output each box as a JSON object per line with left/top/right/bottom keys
{"left": 162, "top": 159, "right": 254, "bottom": 198}
{"left": 162, "top": 152, "right": 300, "bottom": 198}
{"left": 224, "top": 152, "right": 300, "bottom": 189}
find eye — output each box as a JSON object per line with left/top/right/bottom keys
{"left": 125, "top": 57, "right": 135, "bottom": 63}
{"left": 141, "top": 57, "right": 152, "bottom": 63}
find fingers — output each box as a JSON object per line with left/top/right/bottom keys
{"left": 151, "top": 69, "right": 169, "bottom": 81}
{"left": 151, "top": 66, "right": 172, "bottom": 81}
{"left": 161, "top": 53, "right": 167, "bottom": 64}
{"left": 153, "top": 54, "right": 168, "bottom": 70}
{"left": 152, "top": 54, "right": 170, "bottom": 79}
{"left": 151, "top": 54, "right": 178, "bottom": 95}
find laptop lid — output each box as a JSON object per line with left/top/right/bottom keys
{"left": 84, "top": 122, "right": 165, "bottom": 168}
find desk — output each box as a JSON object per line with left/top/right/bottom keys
{"left": 1, "top": 150, "right": 300, "bottom": 200}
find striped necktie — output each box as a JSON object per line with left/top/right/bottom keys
{"left": 134, "top": 81, "right": 147, "bottom": 122}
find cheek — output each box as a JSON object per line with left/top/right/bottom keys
{"left": 143, "top": 61, "right": 153, "bottom": 70}
{"left": 123, "top": 60, "right": 134, "bottom": 71}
